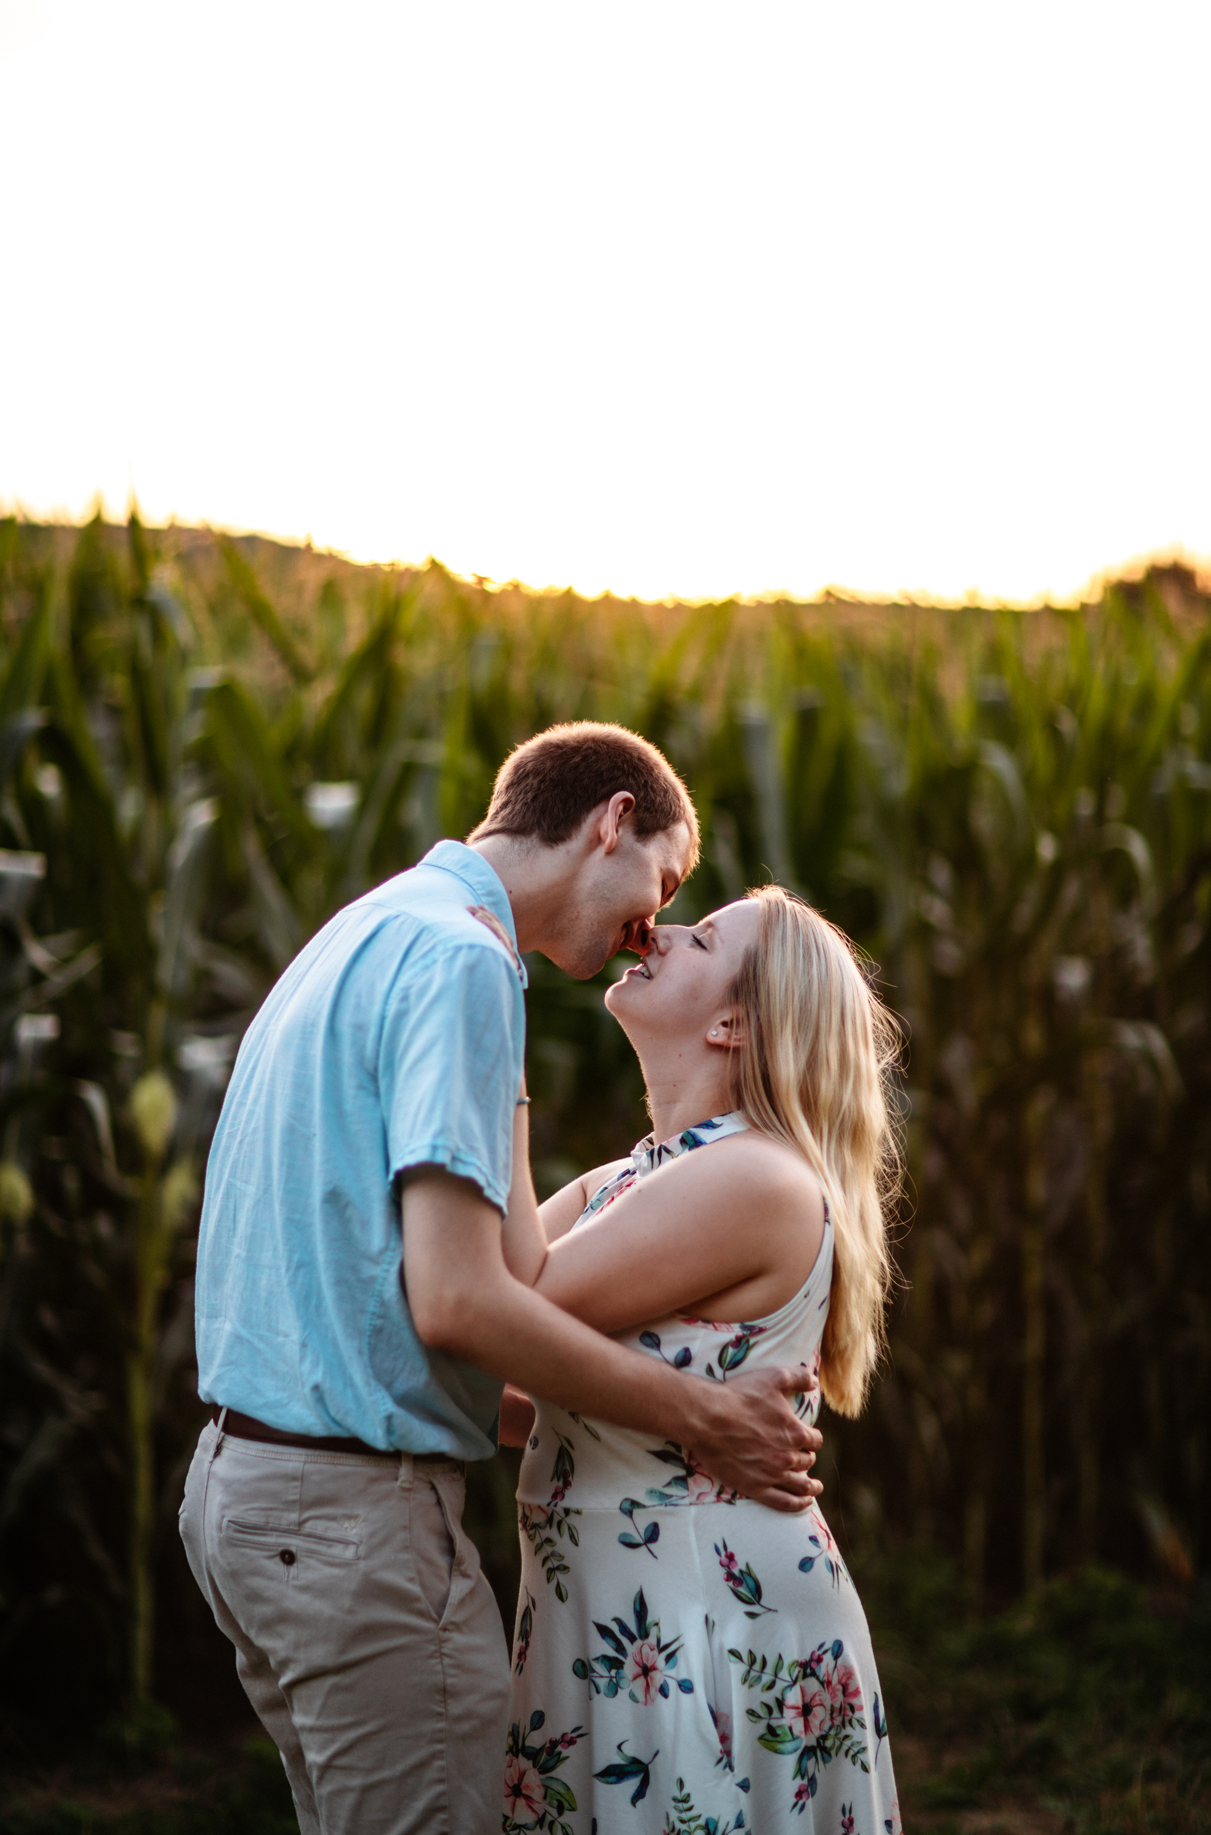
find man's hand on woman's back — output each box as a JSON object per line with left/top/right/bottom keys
{"left": 684, "top": 1363, "right": 823, "bottom": 1513}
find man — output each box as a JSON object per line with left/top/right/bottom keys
{"left": 181, "top": 721, "right": 820, "bottom": 1835}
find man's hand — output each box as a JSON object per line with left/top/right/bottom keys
{"left": 686, "top": 1365, "right": 823, "bottom": 1512}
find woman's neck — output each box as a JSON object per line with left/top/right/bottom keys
{"left": 637, "top": 1043, "right": 734, "bottom": 1145}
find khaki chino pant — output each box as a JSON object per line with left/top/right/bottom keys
{"left": 179, "top": 1421, "right": 511, "bottom": 1835}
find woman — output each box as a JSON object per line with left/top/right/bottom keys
{"left": 500, "top": 887, "right": 902, "bottom": 1835}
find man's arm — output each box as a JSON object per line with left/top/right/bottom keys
{"left": 500, "top": 1383, "right": 537, "bottom": 1446}
{"left": 497, "top": 1090, "right": 627, "bottom": 1274}
{"left": 499, "top": 1093, "right": 547, "bottom": 1283}
{"left": 403, "top": 1170, "right": 821, "bottom": 1510}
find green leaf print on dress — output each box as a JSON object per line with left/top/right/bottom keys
{"left": 728, "top": 1637, "right": 869, "bottom": 1815}
{"left": 617, "top": 1441, "right": 738, "bottom": 1559}
{"left": 660, "top": 1777, "right": 748, "bottom": 1834}
{"left": 797, "top": 1512, "right": 850, "bottom": 1590}
{"left": 514, "top": 1589, "right": 537, "bottom": 1676}
{"left": 639, "top": 1321, "right": 769, "bottom": 1382}
{"left": 519, "top": 1502, "right": 581, "bottom": 1602}
{"left": 572, "top": 1586, "right": 695, "bottom": 1703}
{"left": 643, "top": 1442, "right": 737, "bottom": 1508}
{"left": 714, "top": 1540, "right": 776, "bottom": 1617}
{"left": 593, "top": 1742, "right": 660, "bottom": 1807}
{"left": 618, "top": 1496, "right": 662, "bottom": 1556}
{"left": 520, "top": 1429, "right": 583, "bottom": 1603}
{"left": 503, "top": 1711, "right": 585, "bottom": 1835}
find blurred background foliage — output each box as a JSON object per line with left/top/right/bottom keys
{"left": 0, "top": 514, "right": 1208, "bottom": 1822}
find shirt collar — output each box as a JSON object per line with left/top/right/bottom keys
{"left": 421, "top": 840, "right": 528, "bottom": 989}
{"left": 631, "top": 1109, "right": 749, "bottom": 1178}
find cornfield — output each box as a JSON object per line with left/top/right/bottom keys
{"left": 0, "top": 513, "right": 1207, "bottom": 1742}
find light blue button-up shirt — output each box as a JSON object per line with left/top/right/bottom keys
{"left": 195, "top": 841, "right": 527, "bottom": 1458}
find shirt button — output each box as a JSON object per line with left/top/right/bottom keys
{"left": 279, "top": 1549, "right": 296, "bottom": 1567}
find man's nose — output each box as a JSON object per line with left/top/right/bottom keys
{"left": 623, "top": 917, "right": 656, "bottom": 955}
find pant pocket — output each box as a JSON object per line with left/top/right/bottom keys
{"left": 409, "top": 1473, "right": 458, "bottom": 1625}
{"left": 223, "top": 1518, "right": 361, "bottom": 1569}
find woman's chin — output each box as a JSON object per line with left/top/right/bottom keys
{"left": 603, "top": 979, "right": 642, "bottom": 1025}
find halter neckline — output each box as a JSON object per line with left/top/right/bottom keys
{"left": 629, "top": 1109, "right": 750, "bottom": 1179}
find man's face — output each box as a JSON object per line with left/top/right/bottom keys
{"left": 548, "top": 819, "right": 693, "bottom": 979}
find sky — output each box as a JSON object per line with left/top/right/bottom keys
{"left": 1, "top": 0, "right": 1208, "bottom": 604}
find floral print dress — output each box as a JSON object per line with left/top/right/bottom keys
{"left": 505, "top": 1112, "right": 899, "bottom": 1835}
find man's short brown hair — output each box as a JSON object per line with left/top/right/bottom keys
{"left": 469, "top": 722, "right": 700, "bottom": 867}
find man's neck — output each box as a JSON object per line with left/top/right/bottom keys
{"left": 467, "top": 832, "right": 564, "bottom": 955}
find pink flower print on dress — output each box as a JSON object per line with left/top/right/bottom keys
{"left": 503, "top": 1753, "right": 546, "bottom": 1827}
{"left": 683, "top": 1454, "right": 719, "bottom": 1502}
{"left": 840, "top": 1803, "right": 856, "bottom": 1835}
{"left": 825, "top": 1654, "right": 864, "bottom": 1726}
{"left": 574, "top": 1588, "right": 693, "bottom": 1704}
{"left": 785, "top": 1677, "right": 830, "bottom": 1744}
{"left": 625, "top": 1638, "right": 666, "bottom": 1705}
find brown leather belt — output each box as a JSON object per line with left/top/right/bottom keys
{"left": 210, "top": 1405, "right": 454, "bottom": 1464}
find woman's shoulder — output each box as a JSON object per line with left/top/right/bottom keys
{"left": 679, "top": 1127, "right": 827, "bottom": 1222}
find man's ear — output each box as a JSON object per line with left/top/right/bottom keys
{"left": 598, "top": 791, "right": 637, "bottom": 854}
{"left": 706, "top": 1012, "right": 747, "bottom": 1050}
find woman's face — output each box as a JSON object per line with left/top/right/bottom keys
{"left": 604, "top": 898, "right": 761, "bottom": 1046}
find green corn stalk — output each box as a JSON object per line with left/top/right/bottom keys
{"left": 126, "top": 1069, "right": 179, "bottom": 1706}
{"left": 0, "top": 516, "right": 1209, "bottom": 1736}
{"left": 1021, "top": 1083, "right": 1051, "bottom": 1595}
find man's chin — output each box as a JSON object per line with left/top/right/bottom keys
{"left": 545, "top": 937, "right": 614, "bottom": 980}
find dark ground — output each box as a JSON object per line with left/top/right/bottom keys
{"left": 3, "top": 1545, "right": 1207, "bottom": 1835}
{"left": 3, "top": 1440, "right": 1208, "bottom": 1834}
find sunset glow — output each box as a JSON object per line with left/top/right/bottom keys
{"left": 2, "top": 0, "right": 1208, "bottom": 603}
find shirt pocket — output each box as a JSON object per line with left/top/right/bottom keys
{"left": 223, "top": 1518, "right": 361, "bottom": 1564}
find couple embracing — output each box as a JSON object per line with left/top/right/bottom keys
{"left": 181, "top": 723, "right": 902, "bottom": 1835}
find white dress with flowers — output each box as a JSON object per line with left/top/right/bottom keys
{"left": 504, "top": 1112, "right": 899, "bottom": 1835}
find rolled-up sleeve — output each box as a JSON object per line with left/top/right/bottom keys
{"left": 379, "top": 939, "right": 521, "bottom": 1213}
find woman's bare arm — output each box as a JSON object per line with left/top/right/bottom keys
{"left": 537, "top": 1157, "right": 631, "bottom": 1244}
{"left": 533, "top": 1133, "right": 826, "bottom": 1333}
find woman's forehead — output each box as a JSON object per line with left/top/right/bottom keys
{"left": 705, "top": 898, "right": 760, "bottom": 944}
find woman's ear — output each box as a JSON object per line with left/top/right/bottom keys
{"left": 706, "top": 1012, "right": 746, "bottom": 1050}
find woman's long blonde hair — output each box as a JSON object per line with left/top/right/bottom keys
{"left": 726, "top": 886, "right": 903, "bottom": 1417}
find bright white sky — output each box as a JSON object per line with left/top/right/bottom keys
{"left": 1, "top": 1, "right": 1208, "bottom": 604}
